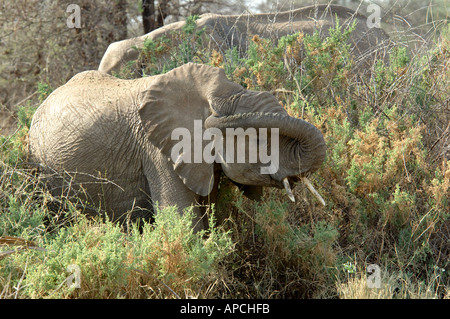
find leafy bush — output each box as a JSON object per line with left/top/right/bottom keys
{"left": 117, "top": 15, "right": 209, "bottom": 78}
{"left": 1, "top": 206, "right": 233, "bottom": 298}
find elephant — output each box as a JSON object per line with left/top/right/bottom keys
{"left": 28, "top": 63, "right": 326, "bottom": 232}
{"left": 98, "top": 4, "right": 391, "bottom": 77}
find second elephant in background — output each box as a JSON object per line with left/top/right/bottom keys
{"left": 98, "top": 4, "right": 390, "bottom": 77}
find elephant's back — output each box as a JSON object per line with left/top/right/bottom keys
{"left": 28, "top": 72, "right": 149, "bottom": 220}
{"left": 28, "top": 71, "right": 139, "bottom": 173}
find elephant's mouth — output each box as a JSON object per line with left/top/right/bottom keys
{"left": 280, "top": 175, "right": 326, "bottom": 206}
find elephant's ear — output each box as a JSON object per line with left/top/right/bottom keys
{"left": 137, "top": 63, "right": 242, "bottom": 196}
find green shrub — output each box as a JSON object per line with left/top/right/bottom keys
{"left": 1, "top": 206, "right": 233, "bottom": 299}
{"left": 37, "top": 82, "right": 53, "bottom": 103}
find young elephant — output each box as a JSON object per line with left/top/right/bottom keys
{"left": 28, "top": 63, "right": 326, "bottom": 231}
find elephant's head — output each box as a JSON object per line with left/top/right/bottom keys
{"left": 139, "top": 63, "right": 326, "bottom": 204}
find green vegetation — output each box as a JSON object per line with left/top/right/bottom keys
{"left": 2, "top": 208, "right": 232, "bottom": 298}
{"left": 1, "top": 18, "right": 448, "bottom": 299}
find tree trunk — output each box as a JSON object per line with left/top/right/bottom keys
{"left": 143, "top": 0, "right": 169, "bottom": 34}
{"left": 114, "top": 0, "right": 128, "bottom": 40}
{"left": 156, "top": 0, "right": 169, "bottom": 28}
{"left": 142, "top": 0, "right": 156, "bottom": 34}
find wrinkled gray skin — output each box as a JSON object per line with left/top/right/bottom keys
{"left": 98, "top": 4, "right": 390, "bottom": 76}
{"left": 29, "top": 63, "right": 326, "bottom": 232}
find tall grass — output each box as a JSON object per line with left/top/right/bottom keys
{"left": 0, "top": 17, "right": 448, "bottom": 299}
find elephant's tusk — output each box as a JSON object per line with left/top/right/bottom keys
{"left": 216, "top": 151, "right": 230, "bottom": 170}
{"left": 283, "top": 177, "right": 296, "bottom": 203}
{"left": 302, "top": 177, "right": 326, "bottom": 206}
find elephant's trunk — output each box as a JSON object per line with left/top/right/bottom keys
{"left": 205, "top": 112, "right": 326, "bottom": 174}
{"left": 205, "top": 112, "right": 327, "bottom": 205}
